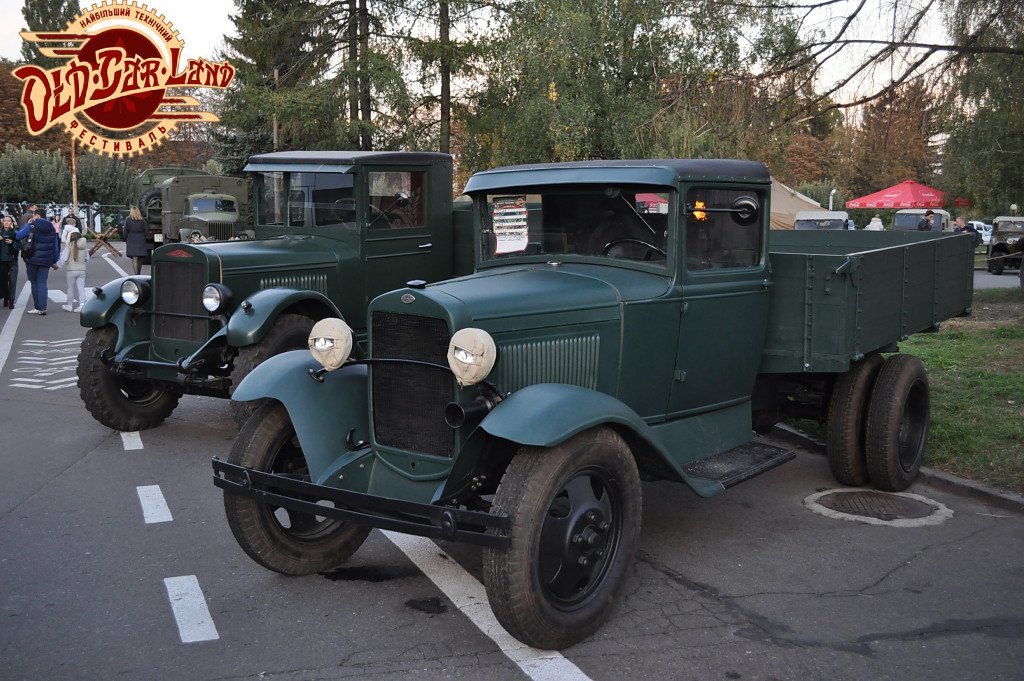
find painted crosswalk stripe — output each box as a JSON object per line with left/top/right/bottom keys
{"left": 136, "top": 485, "right": 173, "bottom": 523}
{"left": 381, "top": 531, "right": 594, "bottom": 681}
{"left": 121, "top": 431, "right": 144, "bottom": 450}
{"left": 163, "top": 576, "right": 219, "bottom": 643}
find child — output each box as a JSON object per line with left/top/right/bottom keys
{"left": 58, "top": 232, "right": 90, "bottom": 312}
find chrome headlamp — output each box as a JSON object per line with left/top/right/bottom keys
{"left": 308, "top": 318, "right": 353, "bottom": 371}
{"left": 120, "top": 279, "right": 150, "bottom": 307}
{"left": 202, "top": 283, "right": 233, "bottom": 314}
{"left": 447, "top": 328, "right": 498, "bottom": 386}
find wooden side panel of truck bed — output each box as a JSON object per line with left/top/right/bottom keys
{"left": 760, "top": 230, "right": 974, "bottom": 374}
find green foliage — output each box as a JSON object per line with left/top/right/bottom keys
{"left": 19, "top": 0, "right": 79, "bottom": 68}
{"left": 0, "top": 144, "right": 70, "bottom": 202}
{"left": 74, "top": 152, "right": 135, "bottom": 205}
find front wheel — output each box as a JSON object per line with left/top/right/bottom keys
{"left": 229, "top": 313, "right": 315, "bottom": 426}
{"left": 482, "top": 427, "right": 641, "bottom": 650}
{"left": 990, "top": 253, "right": 1005, "bottom": 275}
{"left": 223, "top": 401, "right": 370, "bottom": 574}
{"left": 865, "top": 354, "right": 930, "bottom": 492}
{"left": 77, "top": 326, "right": 181, "bottom": 431}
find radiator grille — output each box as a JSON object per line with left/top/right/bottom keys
{"left": 206, "top": 221, "right": 237, "bottom": 241}
{"left": 153, "top": 261, "right": 208, "bottom": 342}
{"left": 371, "top": 311, "right": 454, "bottom": 457}
{"left": 260, "top": 272, "right": 328, "bottom": 295}
{"left": 492, "top": 335, "right": 600, "bottom": 392}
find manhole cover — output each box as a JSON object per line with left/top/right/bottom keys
{"left": 817, "top": 490, "right": 933, "bottom": 520}
{"left": 804, "top": 489, "right": 953, "bottom": 527}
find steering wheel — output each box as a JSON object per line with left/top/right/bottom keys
{"left": 602, "top": 238, "right": 666, "bottom": 260}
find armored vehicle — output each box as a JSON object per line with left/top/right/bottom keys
{"left": 78, "top": 151, "right": 472, "bottom": 431}
{"left": 986, "top": 215, "right": 1024, "bottom": 275}
{"left": 213, "top": 159, "right": 975, "bottom": 650}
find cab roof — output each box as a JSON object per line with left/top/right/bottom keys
{"left": 245, "top": 150, "right": 452, "bottom": 174}
{"left": 463, "top": 159, "right": 769, "bottom": 194}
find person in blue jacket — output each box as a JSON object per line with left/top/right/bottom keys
{"left": 15, "top": 208, "right": 60, "bottom": 315}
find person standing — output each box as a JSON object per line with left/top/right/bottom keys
{"left": 916, "top": 210, "right": 935, "bottom": 231}
{"left": 58, "top": 231, "right": 90, "bottom": 312}
{"left": 122, "top": 206, "right": 150, "bottom": 275}
{"left": 20, "top": 203, "right": 38, "bottom": 229}
{"left": 1, "top": 214, "right": 20, "bottom": 308}
{"left": 15, "top": 208, "right": 60, "bottom": 315}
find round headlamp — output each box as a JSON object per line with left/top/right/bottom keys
{"left": 308, "top": 318, "right": 353, "bottom": 371}
{"left": 447, "top": 328, "right": 497, "bottom": 386}
{"left": 120, "top": 279, "right": 150, "bottom": 306}
{"left": 202, "top": 283, "right": 233, "bottom": 314}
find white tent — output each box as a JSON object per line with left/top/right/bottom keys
{"left": 770, "top": 178, "right": 822, "bottom": 230}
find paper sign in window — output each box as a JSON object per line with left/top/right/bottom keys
{"left": 492, "top": 196, "right": 529, "bottom": 254}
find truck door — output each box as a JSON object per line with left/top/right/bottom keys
{"left": 667, "top": 186, "right": 771, "bottom": 417}
{"left": 362, "top": 168, "right": 452, "bottom": 304}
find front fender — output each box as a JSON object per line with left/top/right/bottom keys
{"left": 226, "top": 288, "right": 341, "bottom": 348}
{"left": 233, "top": 350, "right": 369, "bottom": 484}
{"left": 79, "top": 276, "right": 136, "bottom": 329}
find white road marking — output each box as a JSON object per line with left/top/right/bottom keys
{"left": 102, "top": 252, "right": 131, "bottom": 278}
{"left": 45, "top": 378, "right": 79, "bottom": 391}
{"left": 136, "top": 485, "right": 173, "bottom": 523}
{"left": 9, "top": 382, "right": 45, "bottom": 389}
{"left": 47, "top": 290, "right": 68, "bottom": 303}
{"left": 163, "top": 576, "right": 219, "bottom": 643}
{"left": 381, "top": 531, "right": 594, "bottom": 681}
{"left": 0, "top": 284, "right": 30, "bottom": 374}
{"left": 121, "top": 431, "right": 144, "bottom": 450}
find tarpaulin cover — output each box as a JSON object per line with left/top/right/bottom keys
{"left": 846, "top": 180, "right": 944, "bottom": 209}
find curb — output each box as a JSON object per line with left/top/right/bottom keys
{"left": 770, "top": 423, "right": 1024, "bottom": 513}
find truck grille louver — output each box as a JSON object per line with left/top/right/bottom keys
{"left": 492, "top": 335, "right": 600, "bottom": 392}
{"left": 259, "top": 273, "right": 328, "bottom": 295}
{"left": 153, "top": 261, "right": 208, "bottom": 342}
{"left": 371, "top": 311, "right": 454, "bottom": 457}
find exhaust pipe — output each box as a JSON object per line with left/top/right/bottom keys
{"left": 445, "top": 395, "right": 496, "bottom": 429}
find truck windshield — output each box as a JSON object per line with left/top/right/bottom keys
{"left": 478, "top": 185, "right": 669, "bottom": 265}
{"left": 191, "top": 198, "right": 236, "bottom": 213}
{"left": 255, "top": 171, "right": 356, "bottom": 229}
{"left": 997, "top": 221, "right": 1024, "bottom": 233}
{"left": 894, "top": 213, "right": 932, "bottom": 231}
{"left": 794, "top": 219, "right": 845, "bottom": 230}
{"left": 255, "top": 172, "right": 284, "bottom": 226}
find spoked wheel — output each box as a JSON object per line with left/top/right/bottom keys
{"left": 223, "top": 401, "right": 369, "bottom": 574}
{"left": 826, "top": 353, "right": 884, "bottom": 486}
{"left": 865, "top": 354, "right": 930, "bottom": 492}
{"left": 77, "top": 326, "right": 181, "bottom": 430}
{"left": 483, "top": 427, "right": 641, "bottom": 650}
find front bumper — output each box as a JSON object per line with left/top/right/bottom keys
{"left": 212, "top": 458, "right": 511, "bottom": 548}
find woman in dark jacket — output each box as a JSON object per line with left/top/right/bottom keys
{"left": 1, "top": 214, "right": 20, "bottom": 309}
{"left": 15, "top": 209, "right": 60, "bottom": 314}
{"left": 122, "top": 206, "right": 150, "bottom": 275}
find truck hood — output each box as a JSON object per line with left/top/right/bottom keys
{"left": 155, "top": 235, "right": 350, "bottom": 273}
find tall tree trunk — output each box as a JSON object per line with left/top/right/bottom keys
{"left": 347, "top": 0, "right": 359, "bottom": 148}
{"left": 439, "top": 0, "right": 451, "bottom": 154}
{"left": 358, "top": 0, "right": 371, "bottom": 150}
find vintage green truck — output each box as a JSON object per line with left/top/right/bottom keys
{"left": 78, "top": 151, "right": 471, "bottom": 431}
{"left": 212, "top": 159, "right": 974, "bottom": 650}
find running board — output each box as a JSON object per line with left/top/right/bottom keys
{"left": 682, "top": 442, "right": 795, "bottom": 489}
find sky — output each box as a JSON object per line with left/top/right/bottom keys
{"left": 0, "top": 0, "right": 237, "bottom": 64}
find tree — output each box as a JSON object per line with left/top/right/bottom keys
{"left": 20, "top": 0, "right": 80, "bottom": 68}
{"left": 0, "top": 145, "right": 70, "bottom": 203}
{"left": 74, "top": 152, "right": 135, "bottom": 206}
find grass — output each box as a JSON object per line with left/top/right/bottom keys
{"left": 789, "top": 288, "right": 1024, "bottom": 494}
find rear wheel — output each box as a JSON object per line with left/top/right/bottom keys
{"left": 229, "top": 313, "right": 315, "bottom": 426}
{"left": 865, "top": 354, "right": 930, "bottom": 492}
{"left": 482, "top": 427, "right": 641, "bottom": 650}
{"left": 826, "top": 354, "right": 883, "bottom": 486}
{"left": 77, "top": 326, "right": 180, "bottom": 431}
{"left": 223, "top": 401, "right": 370, "bottom": 574}
{"left": 990, "top": 251, "right": 1005, "bottom": 275}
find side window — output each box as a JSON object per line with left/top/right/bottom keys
{"left": 367, "top": 171, "right": 425, "bottom": 229}
{"left": 685, "top": 187, "right": 762, "bottom": 271}
{"left": 289, "top": 172, "right": 311, "bottom": 228}
{"left": 313, "top": 173, "right": 356, "bottom": 228}
{"left": 255, "top": 172, "right": 284, "bottom": 226}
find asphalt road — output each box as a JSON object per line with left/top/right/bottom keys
{"left": 1, "top": 253, "right": 1021, "bottom": 681}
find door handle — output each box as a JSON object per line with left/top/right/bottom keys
{"left": 418, "top": 243, "right": 432, "bottom": 249}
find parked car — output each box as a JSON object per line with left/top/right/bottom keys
{"left": 987, "top": 215, "right": 1024, "bottom": 275}
{"left": 793, "top": 210, "right": 850, "bottom": 230}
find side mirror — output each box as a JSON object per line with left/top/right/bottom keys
{"left": 393, "top": 192, "right": 410, "bottom": 208}
{"left": 731, "top": 196, "right": 759, "bottom": 225}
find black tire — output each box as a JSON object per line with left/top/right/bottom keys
{"left": 223, "top": 401, "right": 370, "bottom": 574}
{"left": 990, "top": 253, "right": 1005, "bottom": 275}
{"left": 865, "top": 354, "right": 930, "bottom": 492}
{"left": 482, "top": 427, "right": 641, "bottom": 650}
{"left": 826, "top": 353, "right": 884, "bottom": 486}
{"left": 77, "top": 326, "right": 181, "bottom": 431}
{"left": 138, "top": 187, "right": 162, "bottom": 223}
{"left": 229, "top": 313, "right": 315, "bottom": 426}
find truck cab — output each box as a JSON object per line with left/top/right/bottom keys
{"left": 78, "top": 151, "right": 471, "bottom": 432}
{"left": 159, "top": 174, "right": 251, "bottom": 242}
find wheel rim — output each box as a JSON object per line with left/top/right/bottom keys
{"left": 116, "top": 376, "right": 167, "bottom": 406}
{"left": 537, "top": 468, "right": 620, "bottom": 608}
{"left": 897, "top": 379, "right": 928, "bottom": 472}
{"left": 262, "top": 430, "right": 341, "bottom": 541}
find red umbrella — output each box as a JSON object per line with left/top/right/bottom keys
{"left": 845, "top": 180, "right": 944, "bottom": 209}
